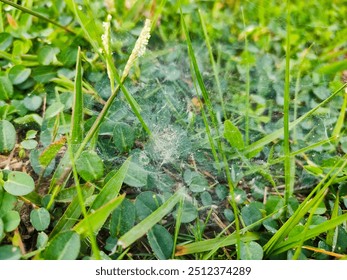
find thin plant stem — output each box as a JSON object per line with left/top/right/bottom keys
{"left": 241, "top": 7, "right": 251, "bottom": 146}
{"left": 58, "top": 102, "right": 101, "bottom": 260}
{"left": 293, "top": 44, "right": 314, "bottom": 142}
{"left": 199, "top": 10, "right": 227, "bottom": 121}
{"left": 283, "top": 0, "right": 292, "bottom": 207}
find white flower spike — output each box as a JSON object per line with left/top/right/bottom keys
{"left": 122, "top": 19, "right": 151, "bottom": 80}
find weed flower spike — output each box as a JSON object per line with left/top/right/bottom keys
{"left": 122, "top": 19, "right": 151, "bottom": 80}
{"left": 101, "top": 15, "right": 112, "bottom": 56}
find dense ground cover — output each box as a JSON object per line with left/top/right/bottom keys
{"left": 0, "top": 0, "right": 347, "bottom": 260}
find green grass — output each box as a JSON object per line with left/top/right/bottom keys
{"left": 0, "top": 0, "right": 347, "bottom": 260}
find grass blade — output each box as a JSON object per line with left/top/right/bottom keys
{"left": 283, "top": 0, "right": 292, "bottom": 207}
{"left": 90, "top": 157, "right": 131, "bottom": 211}
{"left": 70, "top": 47, "right": 83, "bottom": 147}
{"left": 175, "top": 232, "right": 258, "bottom": 257}
{"left": 74, "top": 194, "right": 125, "bottom": 238}
{"left": 243, "top": 82, "right": 347, "bottom": 155}
{"left": 181, "top": 11, "right": 220, "bottom": 169}
{"left": 264, "top": 154, "right": 347, "bottom": 256}
{"left": 272, "top": 212, "right": 347, "bottom": 255}
{"left": 49, "top": 184, "right": 94, "bottom": 239}
{"left": 116, "top": 187, "right": 186, "bottom": 250}
{"left": 199, "top": 10, "right": 226, "bottom": 120}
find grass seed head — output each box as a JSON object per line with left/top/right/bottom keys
{"left": 122, "top": 19, "right": 151, "bottom": 80}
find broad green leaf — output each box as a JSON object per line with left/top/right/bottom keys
{"left": 45, "top": 102, "right": 65, "bottom": 119}
{"left": 223, "top": 208, "right": 235, "bottom": 222}
{"left": 23, "top": 192, "right": 42, "bottom": 207}
{"left": 2, "top": 210, "right": 20, "bottom": 232}
{"left": 14, "top": 114, "right": 43, "bottom": 126}
{"left": 23, "top": 95, "right": 43, "bottom": 111}
{"left": 39, "top": 136, "right": 66, "bottom": 167}
{"left": 184, "top": 170, "right": 208, "bottom": 193}
{"left": 241, "top": 203, "right": 263, "bottom": 231}
{"left": 215, "top": 184, "right": 228, "bottom": 200}
{"left": 135, "top": 191, "right": 163, "bottom": 221}
{"left": 173, "top": 200, "right": 198, "bottom": 223}
{"left": 265, "top": 196, "right": 285, "bottom": 219}
{"left": 38, "top": 46, "right": 59, "bottom": 65}
{"left": 110, "top": 199, "right": 135, "bottom": 237}
{"left": 26, "top": 130, "right": 38, "bottom": 139}
{"left": 8, "top": 65, "right": 31, "bottom": 85}
{"left": 32, "top": 66, "right": 57, "bottom": 83}
{"left": 20, "top": 139, "right": 38, "bottom": 150}
{"left": 75, "top": 150, "right": 104, "bottom": 182}
{"left": 116, "top": 188, "right": 185, "bottom": 250}
{"left": 224, "top": 120, "right": 245, "bottom": 149}
{"left": 4, "top": 171, "right": 35, "bottom": 196}
{"left": 90, "top": 157, "right": 130, "bottom": 211}
{"left": 36, "top": 232, "right": 49, "bottom": 249}
{"left": 0, "top": 245, "right": 21, "bottom": 260}
{"left": 58, "top": 46, "right": 78, "bottom": 67}
{"left": 74, "top": 194, "right": 125, "bottom": 238}
{"left": 44, "top": 231, "right": 80, "bottom": 260}
{"left": 147, "top": 224, "right": 173, "bottom": 260}
{"left": 55, "top": 187, "right": 79, "bottom": 203}
{"left": 313, "top": 86, "right": 330, "bottom": 100}
{"left": 234, "top": 188, "right": 247, "bottom": 205}
{"left": 240, "top": 241, "right": 264, "bottom": 260}
{"left": 335, "top": 226, "right": 347, "bottom": 253}
{"left": 0, "top": 189, "right": 17, "bottom": 216}
{"left": 0, "top": 73, "right": 13, "bottom": 101}
{"left": 29, "top": 149, "right": 55, "bottom": 177}
{"left": 124, "top": 162, "right": 148, "bottom": 188}
{"left": 263, "top": 218, "right": 279, "bottom": 234}
{"left": 30, "top": 208, "right": 51, "bottom": 231}
{"left": 113, "top": 122, "right": 135, "bottom": 152}
{"left": 0, "top": 33, "right": 13, "bottom": 50}
{"left": 200, "top": 191, "right": 212, "bottom": 206}
{"left": 0, "top": 120, "right": 16, "bottom": 153}
{"left": 308, "top": 201, "right": 326, "bottom": 215}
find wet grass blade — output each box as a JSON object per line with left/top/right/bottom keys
{"left": 116, "top": 188, "right": 186, "bottom": 251}
{"left": 199, "top": 10, "right": 226, "bottom": 120}
{"left": 326, "top": 190, "right": 340, "bottom": 247}
{"left": 332, "top": 91, "right": 347, "bottom": 142}
{"left": 273, "top": 212, "right": 347, "bottom": 256}
{"left": 175, "top": 232, "right": 258, "bottom": 257}
{"left": 241, "top": 8, "right": 251, "bottom": 145}
{"left": 49, "top": 184, "right": 95, "bottom": 239}
{"left": 181, "top": 11, "right": 220, "bottom": 169}
{"left": 176, "top": 207, "right": 283, "bottom": 258}
{"left": 90, "top": 157, "right": 131, "bottom": 211}
{"left": 243, "top": 82, "right": 347, "bottom": 155}
{"left": 283, "top": 0, "right": 292, "bottom": 207}
{"left": 264, "top": 154, "right": 347, "bottom": 256}
{"left": 70, "top": 47, "right": 83, "bottom": 148}
{"left": 74, "top": 194, "right": 125, "bottom": 238}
